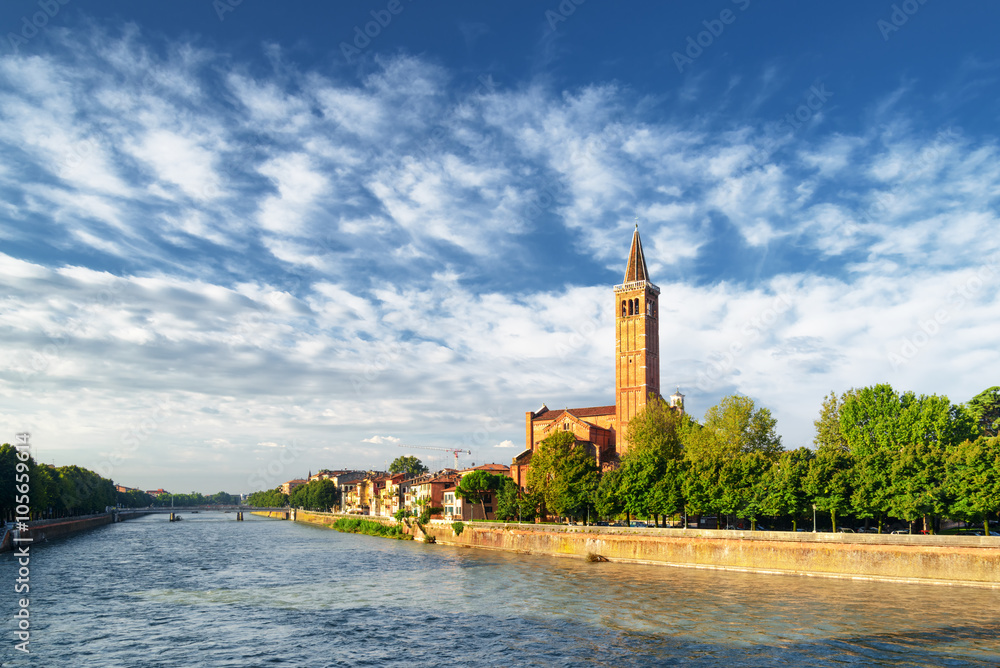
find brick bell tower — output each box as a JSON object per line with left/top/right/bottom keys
{"left": 614, "top": 225, "right": 660, "bottom": 455}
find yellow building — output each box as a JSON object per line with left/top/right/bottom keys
{"left": 512, "top": 226, "right": 682, "bottom": 487}
{"left": 281, "top": 479, "right": 308, "bottom": 495}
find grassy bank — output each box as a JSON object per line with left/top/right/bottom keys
{"left": 330, "top": 517, "right": 412, "bottom": 540}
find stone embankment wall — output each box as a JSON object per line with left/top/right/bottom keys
{"left": 257, "top": 511, "right": 1000, "bottom": 588}
{"left": 0, "top": 510, "right": 150, "bottom": 552}
{"left": 424, "top": 523, "right": 1000, "bottom": 588}
{"left": 251, "top": 510, "right": 293, "bottom": 520}
{"left": 250, "top": 509, "right": 396, "bottom": 526}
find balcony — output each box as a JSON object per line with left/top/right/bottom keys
{"left": 613, "top": 279, "right": 660, "bottom": 295}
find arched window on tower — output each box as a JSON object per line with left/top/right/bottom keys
{"left": 628, "top": 300, "right": 633, "bottom": 316}
{"left": 621, "top": 300, "right": 626, "bottom": 317}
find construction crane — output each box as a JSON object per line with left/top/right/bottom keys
{"left": 397, "top": 444, "right": 471, "bottom": 470}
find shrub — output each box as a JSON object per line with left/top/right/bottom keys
{"left": 331, "top": 518, "right": 412, "bottom": 540}
{"left": 452, "top": 521, "right": 465, "bottom": 536}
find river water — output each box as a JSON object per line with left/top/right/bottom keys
{"left": 3, "top": 512, "right": 1000, "bottom": 667}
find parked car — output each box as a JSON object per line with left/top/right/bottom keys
{"left": 837, "top": 527, "right": 855, "bottom": 533}
{"left": 890, "top": 529, "right": 909, "bottom": 534}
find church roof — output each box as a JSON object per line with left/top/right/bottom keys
{"left": 533, "top": 405, "right": 616, "bottom": 421}
{"left": 622, "top": 226, "right": 650, "bottom": 284}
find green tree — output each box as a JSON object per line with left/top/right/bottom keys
{"left": 0, "top": 443, "right": 19, "bottom": 520}
{"left": 117, "top": 488, "right": 154, "bottom": 508}
{"left": 965, "top": 386, "right": 1000, "bottom": 438}
{"left": 32, "top": 463, "right": 58, "bottom": 516}
{"left": 839, "top": 384, "right": 975, "bottom": 458}
{"left": 733, "top": 451, "right": 773, "bottom": 530}
{"left": 889, "top": 440, "right": 948, "bottom": 533}
{"left": 247, "top": 487, "right": 289, "bottom": 508}
{"left": 804, "top": 448, "right": 853, "bottom": 531}
{"left": 455, "top": 470, "right": 507, "bottom": 519}
{"left": 945, "top": 436, "right": 1000, "bottom": 534}
{"left": 311, "top": 479, "right": 339, "bottom": 510}
{"left": 686, "top": 395, "right": 783, "bottom": 461}
{"left": 618, "top": 397, "right": 686, "bottom": 522}
{"left": 837, "top": 384, "right": 975, "bottom": 532}
{"left": 593, "top": 466, "right": 624, "bottom": 521}
{"left": 389, "top": 456, "right": 428, "bottom": 476}
{"left": 648, "top": 459, "right": 687, "bottom": 525}
{"left": 761, "top": 447, "right": 814, "bottom": 531}
{"left": 850, "top": 449, "right": 894, "bottom": 532}
{"left": 682, "top": 454, "right": 727, "bottom": 527}
{"left": 527, "top": 431, "right": 600, "bottom": 521}
{"left": 814, "top": 390, "right": 850, "bottom": 452}
{"left": 493, "top": 476, "right": 519, "bottom": 521}
{"left": 54, "top": 465, "right": 115, "bottom": 515}
{"left": 495, "top": 477, "right": 537, "bottom": 522}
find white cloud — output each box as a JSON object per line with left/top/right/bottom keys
{"left": 127, "top": 129, "right": 220, "bottom": 201}
{"left": 1, "top": 30, "right": 999, "bottom": 494}
{"left": 256, "top": 153, "right": 329, "bottom": 236}
{"left": 362, "top": 435, "right": 401, "bottom": 444}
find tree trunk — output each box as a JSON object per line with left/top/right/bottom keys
{"left": 830, "top": 509, "right": 836, "bottom": 532}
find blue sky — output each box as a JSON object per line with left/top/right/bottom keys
{"left": 1, "top": 1, "right": 999, "bottom": 494}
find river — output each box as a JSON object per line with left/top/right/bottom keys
{"left": 3, "top": 512, "right": 1000, "bottom": 666}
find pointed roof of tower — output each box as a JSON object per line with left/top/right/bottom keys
{"left": 614, "top": 223, "right": 659, "bottom": 294}
{"left": 622, "top": 224, "right": 650, "bottom": 283}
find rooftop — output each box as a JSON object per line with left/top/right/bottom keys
{"left": 533, "top": 405, "right": 616, "bottom": 421}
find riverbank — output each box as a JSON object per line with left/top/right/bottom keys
{"left": 0, "top": 510, "right": 151, "bottom": 552}
{"left": 257, "top": 510, "right": 1000, "bottom": 588}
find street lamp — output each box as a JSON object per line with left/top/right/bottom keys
{"left": 812, "top": 503, "right": 817, "bottom": 533}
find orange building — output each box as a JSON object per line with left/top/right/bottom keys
{"left": 512, "top": 226, "right": 683, "bottom": 487}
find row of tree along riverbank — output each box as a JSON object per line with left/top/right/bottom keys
{"left": 522, "top": 385, "right": 1000, "bottom": 536}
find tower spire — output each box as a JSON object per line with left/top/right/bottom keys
{"left": 622, "top": 224, "right": 650, "bottom": 284}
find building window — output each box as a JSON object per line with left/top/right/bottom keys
{"left": 621, "top": 300, "right": 626, "bottom": 317}
{"left": 628, "top": 299, "right": 633, "bottom": 316}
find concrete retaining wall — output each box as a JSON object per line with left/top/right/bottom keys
{"left": 0, "top": 511, "right": 151, "bottom": 552}
{"left": 424, "top": 523, "right": 1000, "bottom": 588}
{"left": 263, "top": 511, "right": 1000, "bottom": 588}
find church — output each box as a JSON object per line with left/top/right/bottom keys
{"left": 510, "top": 226, "right": 684, "bottom": 487}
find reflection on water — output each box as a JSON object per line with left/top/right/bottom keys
{"left": 3, "top": 512, "right": 999, "bottom": 667}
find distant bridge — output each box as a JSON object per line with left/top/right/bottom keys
{"left": 141, "top": 505, "right": 257, "bottom": 513}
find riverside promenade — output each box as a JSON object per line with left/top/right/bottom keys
{"left": 253, "top": 509, "right": 1000, "bottom": 589}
